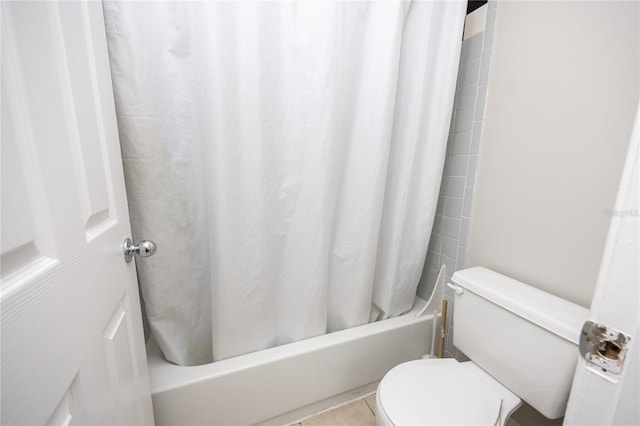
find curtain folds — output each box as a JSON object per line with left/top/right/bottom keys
{"left": 103, "top": 0, "right": 464, "bottom": 366}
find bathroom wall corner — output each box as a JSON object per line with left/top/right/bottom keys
{"left": 417, "top": 0, "right": 498, "bottom": 357}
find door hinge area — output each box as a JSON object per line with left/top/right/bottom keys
{"left": 579, "top": 320, "right": 631, "bottom": 382}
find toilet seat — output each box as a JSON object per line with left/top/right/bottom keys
{"left": 376, "top": 359, "right": 522, "bottom": 426}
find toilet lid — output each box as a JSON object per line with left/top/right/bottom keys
{"left": 378, "top": 360, "right": 503, "bottom": 425}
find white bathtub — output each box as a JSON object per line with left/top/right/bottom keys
{"left": 147, "top": 297, "right": 436, "bottom": 425}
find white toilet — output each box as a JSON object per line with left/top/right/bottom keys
{"left": 376, "top": 267, "right": 590, "bottom": 426}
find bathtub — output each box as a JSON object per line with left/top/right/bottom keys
{"left": 147, "top": 296, "right": 437, "bottom": 425}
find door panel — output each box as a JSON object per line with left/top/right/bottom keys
{"left": 564, "top": 107, "right": 639, "bottom": 424}
{"left": 1, "top": 1, "right": 154, "bottom": 424}
{"left": 57, "top": 1, "right": 115, "bottom": 238}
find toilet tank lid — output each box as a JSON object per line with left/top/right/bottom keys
{"left": 452, "top": 267, "right": 589, "bottom": 345}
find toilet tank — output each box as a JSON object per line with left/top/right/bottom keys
{"left": 451, "top": 267, "right": 589, "bottom": 420}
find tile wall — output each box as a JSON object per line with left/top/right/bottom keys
{"left": 416, "top": 1, "right": 498, "bottom": 357}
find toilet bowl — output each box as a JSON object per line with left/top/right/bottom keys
{"left": 375, "top": 267, "right": 589, "bottom": 425}
{"left": 375, "top": 359, "right": 522, "bottom": 426}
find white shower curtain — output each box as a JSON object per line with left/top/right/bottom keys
{"left": 104, "top": 0, "right": 464, "bottom": 366}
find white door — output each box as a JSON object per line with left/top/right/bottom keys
{"left": 564, "top": 105, "right": 640, "bottom": 425}
{"left": 1, "top": 1, "right": 154, "bottom": 424}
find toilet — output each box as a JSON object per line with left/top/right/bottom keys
{"left": 376, "top": 267, "right": 589, "bottom": 426}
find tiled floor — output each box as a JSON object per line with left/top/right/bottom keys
{"left": 293, "top": 393, "right": 377, "bottom": 426}
{"left": 289, "top": 392, "right": 564, "bottom": 426}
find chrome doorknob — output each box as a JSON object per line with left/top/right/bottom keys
{"left": 123, "top": 237, "right": 157, "bottom": 263}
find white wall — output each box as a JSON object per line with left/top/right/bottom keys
{"left": 467, "top": 1, "right": 639, "bottom": 308}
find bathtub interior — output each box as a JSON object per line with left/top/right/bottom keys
{"left": 147, "top": 296, "right": 438, "bottom": 425}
